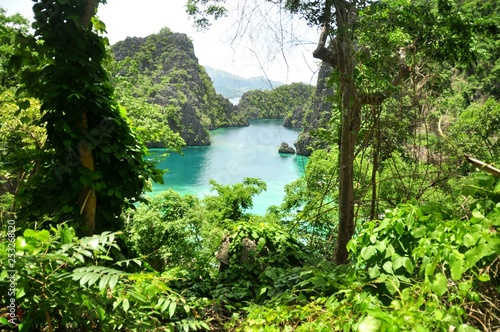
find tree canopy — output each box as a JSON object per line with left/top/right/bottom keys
{"left": 188, "top": 0, "right": 478, "bottom": 262}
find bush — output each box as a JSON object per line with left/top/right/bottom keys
{"left": 0, "top": 225, "right": 209, "bottom": 331}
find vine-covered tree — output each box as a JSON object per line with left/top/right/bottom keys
{"left": 11, "top": 0, "right": 161, "bottom": 235}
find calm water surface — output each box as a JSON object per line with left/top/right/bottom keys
{"left": 150, "top": 119, "right": 307, "bottom": 214}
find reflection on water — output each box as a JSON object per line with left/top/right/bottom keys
{"left": 150, "top": 119, "right": 308, "bottom": 214}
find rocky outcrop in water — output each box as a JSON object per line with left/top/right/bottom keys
{"left": 278, "top": 142, "right": 296, "bottom": 154}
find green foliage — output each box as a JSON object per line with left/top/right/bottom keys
{"left": 459, "top": 0, "right": 500, "bottom": 99}
{"left": 0, "top": 90, "right": 45, "bottom": 221}
{"left": 237, "top": 83, "right": 314, "bottom": 121}
{"left": 126, "top": 190, "right": 204, "bottom": 271}
{"left": 3, "top": 169, "right": 498, "bottom": 331}
{"left": 347, "top": 173, "right": 500, "bottom": 330}
{"left": 204, "top": 178, "right": 267, "bottom": 222}
{"left": 280, "top": 148, "right": 339, "bottom": 258}
{"left": 377, "top": 151, "right": 457, "bottom": 210}
{"left": 447, "top": 98, "right": 500, "bottom": 164}
{"left": 302, "top": 0, "right": 485, "bottom": 224}
{"left": 357, "top": 0, "right": 475, "bottom": 69}
{"left": 280, "top": 140, "right": 463, "bottom": 257}
{"left": 125, "top": 178, "right": 269, "bottom": 277}
{"left": 227, "top": 220, "right": 308, "bottom": 272}
{"left": 0, "top": 8, "right": 29, "bottom": 91}
{"left": 223, "top": 172, "right": 498, "bottom": 331}
{"left": 117, "top": 92, "right": 185, "bottom": 150}
{"left": 213, "top": 219, "right": 310, "bottom": 302}
{"left": 0, "top": 9, "right": 38, "bottom": 221}
{"left": 110, "top": 54, "right": 185, "bottom": 150}
{"left": 0, "top": 225, "right": 209, "bottom": 331}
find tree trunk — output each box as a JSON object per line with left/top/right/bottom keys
{"left": 77, "top": 0, "right": 98, "bottom": 235}
{"left": 77, "top": 113, "right": 96, "bottom": 235}
{"left": 369, "top": 105, "right": 381, "bottom": 221}
{"left": 332, "top": 1, "right": 360, "bottom": 265}
{"left": 312, "top": 0, "right": 360, "bottom": 264}
{"left": 311, "top": 0, "right": 414, "bottom": 263}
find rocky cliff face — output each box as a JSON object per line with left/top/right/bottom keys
{"left": 294, "top": 63, "right": 334, "bottom": 156}
{"left": 111, "top": 28, "right": 247, "bottom": 146}
{"left": 283, "top": 106, "right": 306, "bottom": 128}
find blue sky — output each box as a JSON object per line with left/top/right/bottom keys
{"left": 0, "top": 0, "right": 320, "bottom": 83}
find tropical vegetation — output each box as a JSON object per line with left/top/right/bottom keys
{"left": 236, "top": 83, "right": 314, "bottom": 121}
{"left": 1, "top": 0, "right": 499, "bottom": 331}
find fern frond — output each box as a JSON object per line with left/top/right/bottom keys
{"left": 71, "top": 265, "right": 127, "bottom": 291}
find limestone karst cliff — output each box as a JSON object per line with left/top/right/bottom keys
{"left": 294, "top": 63, "right": 334, "bottom": 156}
{"left": 111, "top": 28, "right": 248, "bottom": 147}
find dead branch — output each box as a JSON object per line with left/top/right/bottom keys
{"left": 465, "top": 155, "right": 500, "bottom": 178}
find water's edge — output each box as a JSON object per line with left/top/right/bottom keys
{"left": 150, "top": 119, "right": 308, "bottom": 214}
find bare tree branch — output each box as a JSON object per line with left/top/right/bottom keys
{"left": 465, "top": 155, "right": 500, "bottom": 178}
{"left": 313, "top": 0, "right": 338, "bottom": 67}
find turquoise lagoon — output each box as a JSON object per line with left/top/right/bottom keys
{"left": 150, "top": 119, "right": 307, "bottom": 214}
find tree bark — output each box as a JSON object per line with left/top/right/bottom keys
{"left": 77, "top": 113, "right": 96, "bottom": 235}
{"left": 312, "top": 0, "right": 360, "bottom": 264}
{"left": 334, "top": 43, "right": 361, "bottom": 264}
{"left": 77, "top": 0, "right": 99, "bottom": 235}
{"left": 331, "top": 0, "right": 360, "bottom": 265}
{"left": 369, "top": 105, "right": 381, "bottom": 221}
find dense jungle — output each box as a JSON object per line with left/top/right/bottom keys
{"left": 0, "top": 0, "right": 499, "bottom": 331}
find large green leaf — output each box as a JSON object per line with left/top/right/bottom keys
{"left": 168, "top": 301, "right": 177, "bottom": 319}
{"left": 361, "top": 245, "right": 377, "bottom": 260}
{"left": 59, "top": 226, "right": 75, "bottom": 244}
{"left": 431, "top": 273, "right": 448, "bottom": 296}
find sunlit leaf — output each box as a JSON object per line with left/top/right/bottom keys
{"left": 122, "top": 298, "right": 130, "bottom": 312}
{"left": 168, "top": 301, "right": 177, "bottom": 319}
{"left": 358, "top": 315, "right": 381, "bottom": 332}
{"left": 361, "top": 245, "right": 376, "bottom": 260}
{"left": 431, "top": 273, "right": 448, "bottom": 296}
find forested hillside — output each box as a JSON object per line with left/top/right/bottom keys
{"left": 110, "top": 28, "right": 248, "bottom": 147}
{"left": 1, "top": 0, "right": 500, "bottom": 331}
{"left": 236, "top": 82, "right": 314, "bottom": 123}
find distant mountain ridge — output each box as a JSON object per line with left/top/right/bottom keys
{"left": 204, "top": 66, "right": 284, "bottom": 99}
